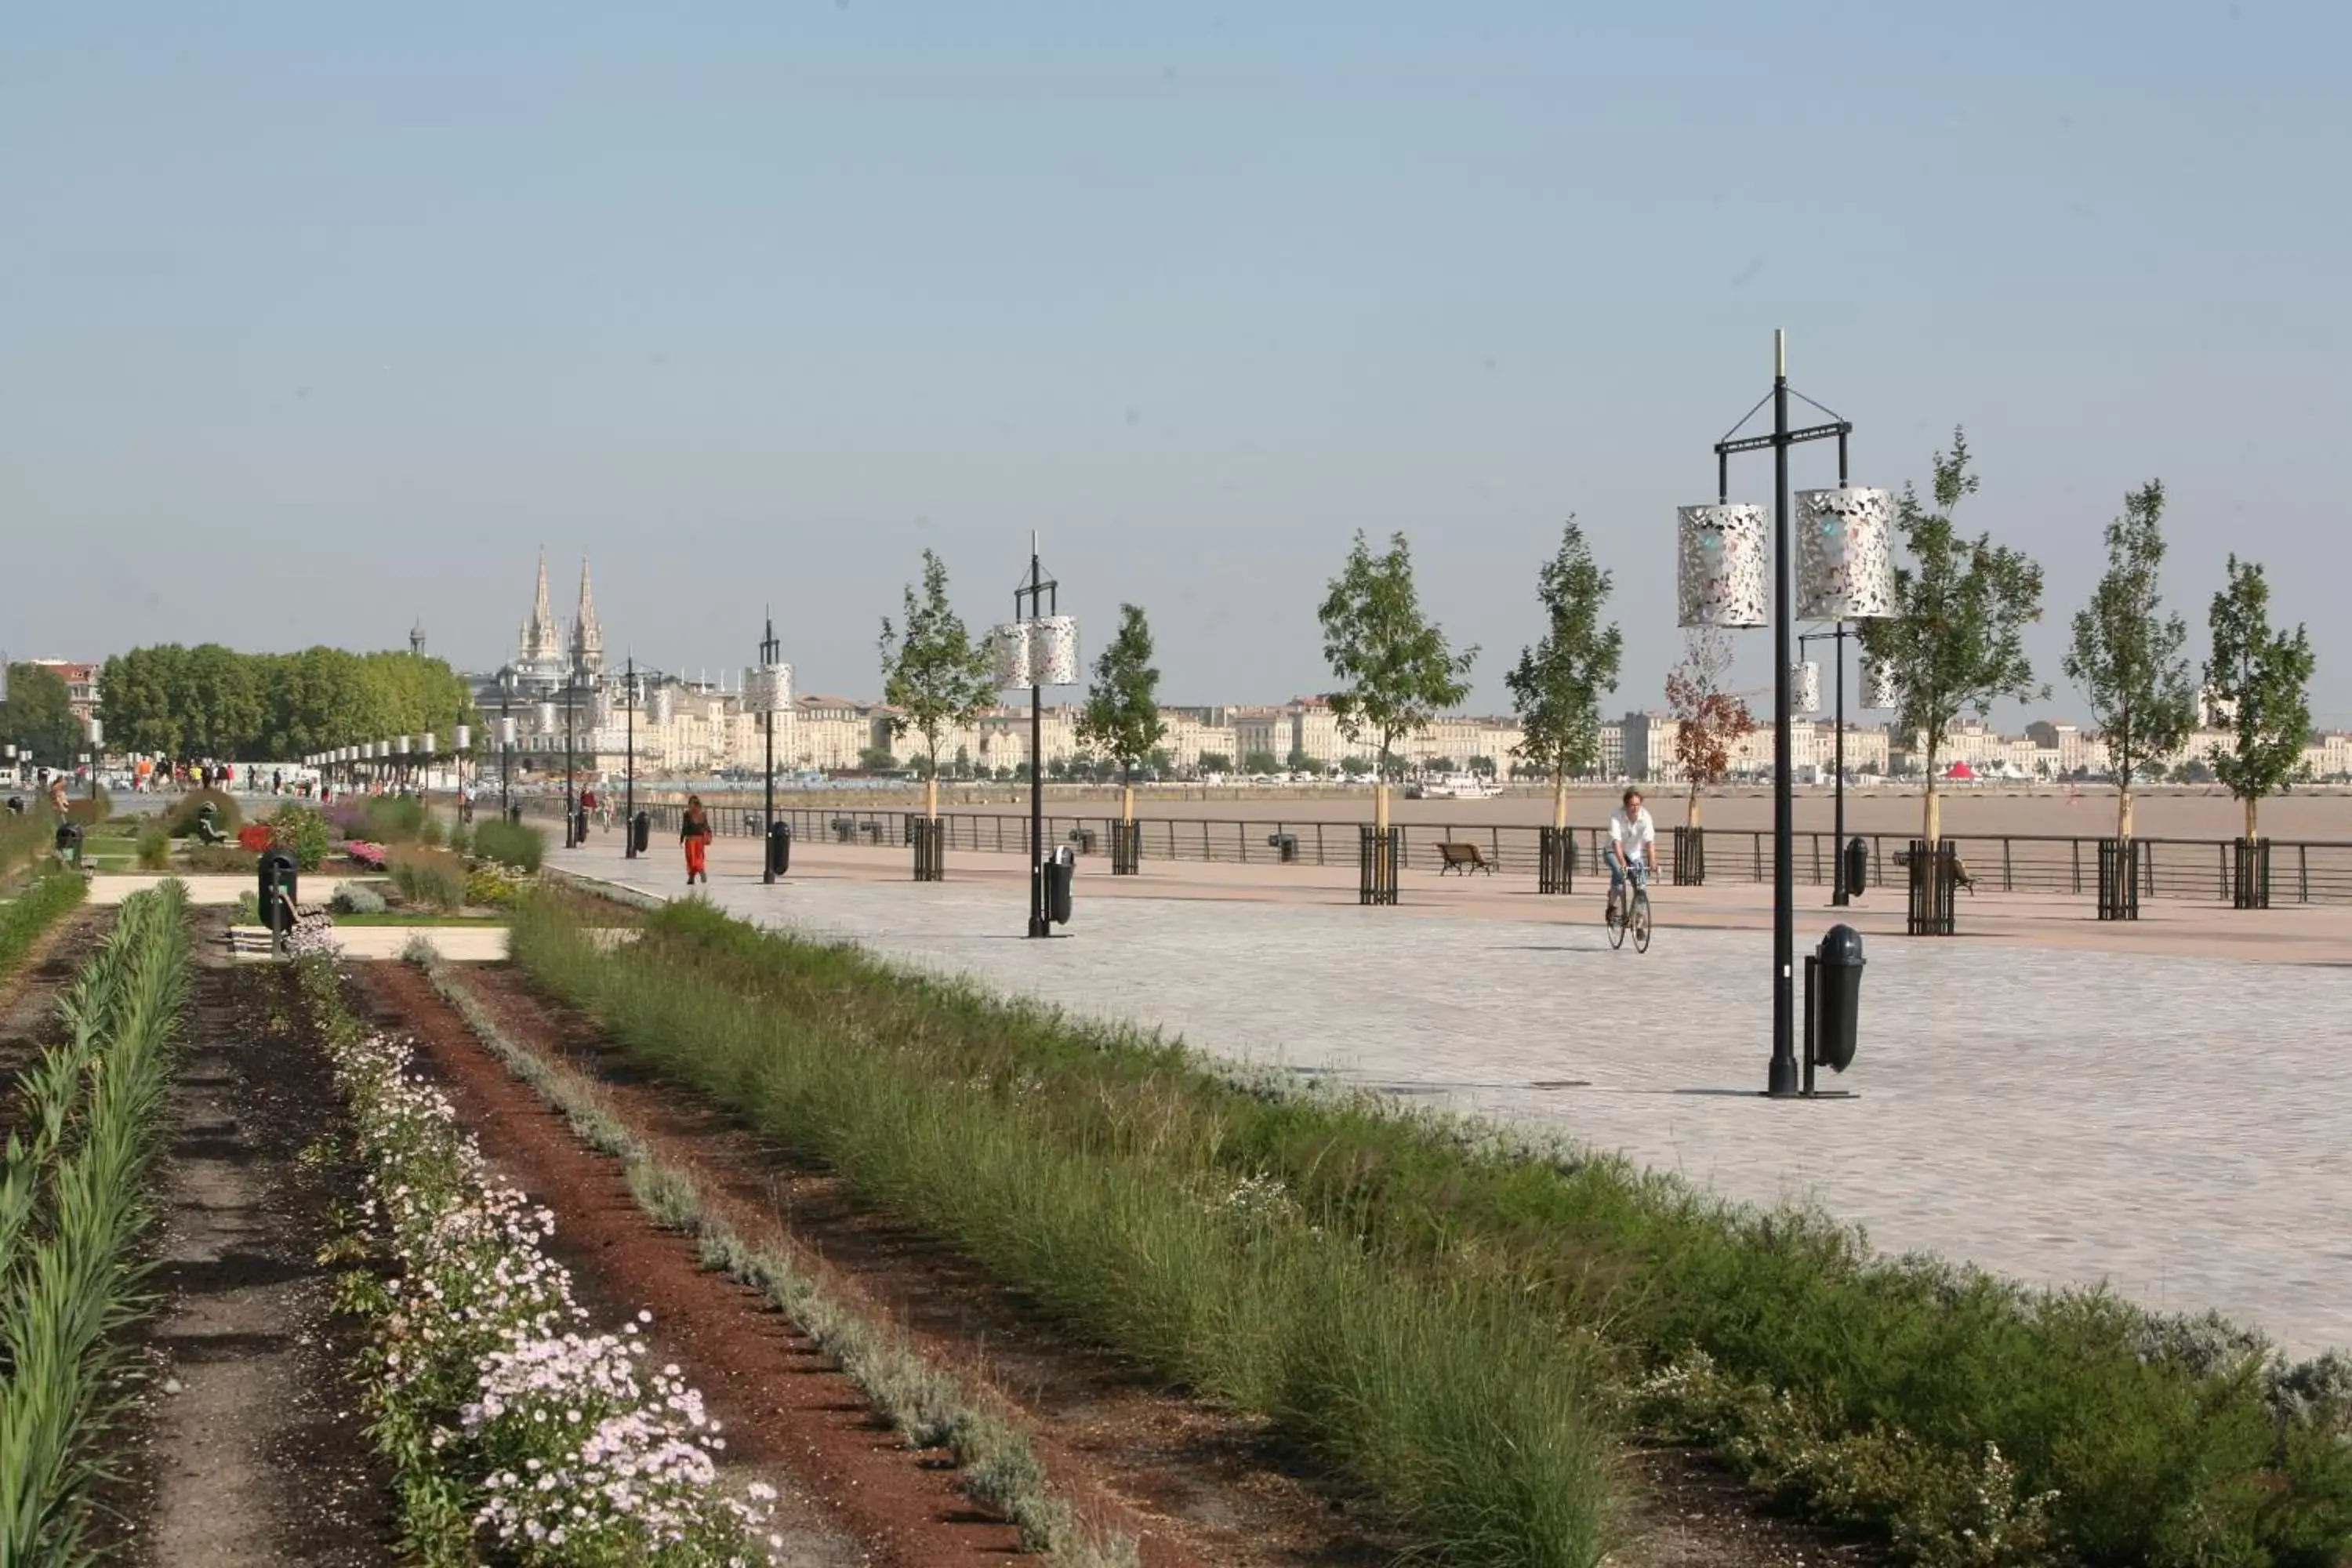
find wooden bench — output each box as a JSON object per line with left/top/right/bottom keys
{"left": 1437, "top": 841, "right": 1493, "bottom": 876}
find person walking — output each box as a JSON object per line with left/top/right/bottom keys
{"left": 681, "top": 794, "right": 713, "bottom": 885}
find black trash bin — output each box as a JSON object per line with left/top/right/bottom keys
{"left": 1843, "top": 836, "right": 1869, "bottom": 898}
{"left": 1810, "top": 924, "right": 1864, "bottom": 1079}
{"left": 6, "top": 796, "right": 23, "bottom": 816}
{"left": 767, "top": 820, "right": 793, "bottom": 877}
{"left": 1048, "top": 844, "right": 1076, "bottom": 925}
{"left": 258, "top": 848, "right": 299, "bottom": 935}
{"left": 630, "top": 811, "right": 652, "bottom": 856}
{"left": 507, "top": 804, "right": 523, "bottom": 826}
{"left": 54, "top": 822, "right": 84, "bottom": 868}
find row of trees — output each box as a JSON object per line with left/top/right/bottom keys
{"left": 0, "top": 663, "right": 87, "bottom": 767}
{"left": 97, "top": 644, "right": 477, "bottom": 762}
{"left": 869, "top": 435, "right": 2318, "bottom": 846}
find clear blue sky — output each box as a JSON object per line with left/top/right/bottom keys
{"left": 4, "top": 2, "right": 2347, "bottom": 725}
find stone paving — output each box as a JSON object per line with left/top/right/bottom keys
{"left": 553, "top": 836, "right": 2352, "bottom": 1358}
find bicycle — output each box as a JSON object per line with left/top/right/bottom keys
{"left": 1604, "top": 861, "right": 1653, "bottom": 953}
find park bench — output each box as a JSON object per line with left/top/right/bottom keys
{"left": 1437, "top": 841, "right": 1494, "bottom": 876}
{"left": 1069, "top": 826, "right": 1098, "bottom": 854}
{"left": 1266, "top": 832, "right": 1299, "bottom": 864}
{"left": 830, "top": 816, "right": 855, "bottom": 842}
{"left": 858, "top": 821, "right": 885, "bottom": 845}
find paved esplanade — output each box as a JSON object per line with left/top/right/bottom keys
{"left": 556, "top": 839, "right": 2350, "bottom": 1358}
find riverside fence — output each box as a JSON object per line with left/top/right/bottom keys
{"left": 537, "top": 798, "right": 2352, "bottom": 906}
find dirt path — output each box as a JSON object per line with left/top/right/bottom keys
{"left": 127, "top": 951, "right": 397, "bottom": 1567}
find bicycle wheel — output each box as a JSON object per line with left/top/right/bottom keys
{"left": 1605, "top": 890, "right": 1626, "bottom": 949}
{"left": 1632, "top": 889, "right": 1652, "bottom": 953}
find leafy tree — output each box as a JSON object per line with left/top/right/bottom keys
{"left": 1340, "top": 755, "right": 1371, "bottom": 779}
{"left": 1664, "top": 628, "right": 1753, "bottom": 827}
{"left": 2205, "top": 555, "right": 2314, "bottom": 842}
{"left": 1075, "top": 603, "right": 1167, "bottom": 817}
{"left": 1145, "top": 747, "right": 1172, "bottom": 777}
{"left": 855, "top": 743, "right": 898, "bottom": 773}
{"left": 1285, "top": 748, "right": 1316, "bottom": 775}
{"left": 2063, "top": 480, "right": 2197, "bottom": 840}
{"left": 1856, "top": 429, "right": 2047, "bottom": 842}
{"left": 1242, "top": 750, "right": 1281, "bottom": 775}
{"left": 1, "top": 663, "right": 84, "bottom": 767}
{"left": 1426, "top": 756, "right": 1458, "bottom": 774}
{"left": 879, "top": 549, "right": 996, "bottom": 815}
{"left": 1318, "top": 532, "right": 1475, "bottom": 821}
{"left": 1505, "top": 517, "right": 1622, "bottom": 833}
{"left": 1196, "top": 751, "right": 1232, "bottom": 776}
{"left": 1468, "top": 754, "right": 1497, "bottom": 778}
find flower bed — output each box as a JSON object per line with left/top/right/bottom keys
{"left": 344, "top": 840, "right": 387, "bottom": 871}
{"left": 238, "top": 824, "right": 277, "bottom": 853}
{"left": 292, "top": 960, "right": 777, "bottom": 1565}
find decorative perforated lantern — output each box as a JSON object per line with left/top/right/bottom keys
{"left": 454, "top": 724, "right": 470, "bottom": 753}
{"left": 1676, "top": 504, "right": 1769, "bottom": 628}
{"left": 421, "top": 731, "right": 437, "bottom": 756}
{"left": 536, "top": 702, "right": 557, "bottom": 734}
{"left": 1790, "top": 661, "right": 1821, "bottom": 715}
{"left": 992, "top": 622, "right": 1034, "bottom": 688}
{"left": 742, "top": 664, "right": 793, "bottom": 715}
{"left": 1033, "top": 615, "right": 1080, "bottom": 687}
{"left": 1795, "top": 487, "right": 1897, "bottom": 622}
{"left": 1862, "top": 655, "right": 1901, "bottom": 710}
{"left": 649, "top": 685, "right": 675, "bottom": 726}
{"left": 498, "top": 717, "right": 518, "bottom": 748}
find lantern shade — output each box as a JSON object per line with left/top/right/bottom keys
{"left": 421, "top": 731, "right": 437, "bottom": 755}
{"left": 992, "top": 622, "right": 1034, "bottom": 688}
{"left": 649, "top": 685, "right": 675, "bottom": 726}
{"left": 395, "top": 735, "right": 411, "bottom": 756}
{"left": 1034, "top": 615, "right": 1080, "bottom": 687}
{"left": 1795, "top": 487, "right": 1897, "bottom": 621}
{"left": 1862, "top": 655, "right": 1901, "bottom": 710}
{"left": 1676, "top": 504, "right": 1769, "bottom": 629}
{"left": 454, "top": 724, "right": 471, "bottom": 752}
{"left": 1790, "top": 661, "right": 1821, "bottom": 715}
{"left": 742, "top": 664, "right": 793, "bottom": 715}
{"left": 499, "top": 717, "right": 519, "bottom": 747}
{"left": 537, "top": 702, "right": 557, "bottom": 733}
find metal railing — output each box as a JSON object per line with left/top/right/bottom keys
{"left": 532, "top": 799, "right": 2352, "bottom": 906}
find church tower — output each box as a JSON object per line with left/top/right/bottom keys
{"left": 571, "top": 556, "right": 604, "bottom": 675}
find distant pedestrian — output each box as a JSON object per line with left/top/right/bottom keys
{"left": 681, "top": 794, "right": 712, "bottom": 885}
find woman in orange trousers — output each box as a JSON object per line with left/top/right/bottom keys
{"left": 681, "top": 794, "right": 713, "bottom": 885}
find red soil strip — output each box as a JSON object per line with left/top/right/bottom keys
{"left": 351, "top": 960, "right": 1022, "bottom": 1568}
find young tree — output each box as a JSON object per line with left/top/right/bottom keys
{"left": 1196, "top": 750, "right": 1232, "bottom": 776}
{"left": 1074, "top": 602, "right": 1167, "bottom": 823}
{"left": 879, "top": 549, "right": 997, "bottom": 818}
{"left": 1664, "top": 628, "right": 1754, "bottom": 829}
{"left": 2205, "top": 555, "right": 2314, "bottom": 842}
{"left": 1855, "top": 429, "right": 2047, "bottom": 842}
{"left": 1318, "top": 531, "right": 1475, "bottom": 828}
{"left": 1505, "top": 518, "right": 1623, "bottom": 834}
{"left": 1241, "top": 749, "right": 1281, "bottom": 775}
{"left": 2063, "top": 480, "right": 2197, "bottom": 840}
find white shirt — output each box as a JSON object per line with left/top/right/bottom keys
{"left": 1609, "top": 806, "right": 1656, "bottom": 866}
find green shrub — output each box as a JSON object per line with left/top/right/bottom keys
{"left": 135, "top": 821, "right": 171, "bottom": 870}
{"left": 182, "top": 844, "right": 258, "bottom": 874}
{"left": 471, "top": 818, "right": 543, "bottom": 873}
{"left": 388, "top": 845, "right": 467, "bottom": 910}
{"left": 266, "top": 804, "right": 332, "bottom": 873}
{"left": 356, "top": 795, "right": 431, "bottom": 844}
{"left": 162, "top": 789, "right": 241, "bottom": 837}
{"left": 329, "top": 881, "right": 387, "bottom": 915}
{"left": 446, "top": 820, "right": 472, "bottom": 858}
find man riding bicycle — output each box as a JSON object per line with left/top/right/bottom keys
{"left": 1606, "top": 787, "right": 1656, "bottom": 924}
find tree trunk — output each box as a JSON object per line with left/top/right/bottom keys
{"left": 924, "top": 769, "right": 938, "bottom": 821}
{"left": 1686, "top": 779, "right": 1703, "bottom": 830}
{"left": 2117, "top": 785, "right": 2134, "bottom": 841}
{"left": 2245, "top": 794, "right": 2259, "bottom": 842}
{"left": 1375, "top": 745, "right": 1391, "bottom": 833}
{"left": 1551, "top": 768, "right": 1567, "bottom": 831}
{"left": 1121, "top": 761, "right": 1134, "bottom": 826}
{"left": 1922, "top": 746, "right": 1941, "bottom": 844}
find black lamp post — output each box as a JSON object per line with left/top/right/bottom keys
{"left": 1799, "top": 624, "right": 1852, "bottom": 905}
{"left": 1709, "top": 330, "right": 1853, "bottom": 1098}
{"left": 760, "top": 615, "right": 780, "bottom": 885}
{"left": 1014, "top": 539, "right": 1058, "bottom": 938}
{"left": 498, "top": 672, "right": 516, "bottom": 817}
{"left": 623, "top": 655, "right": 639, "bottom": 859}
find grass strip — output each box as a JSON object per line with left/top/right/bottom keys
{"left": 512, "top": 897, "right": 1623, "bottom": 1568}
{"left": 404, "top": 938, "right": 1140, "bottom": 1566}
{"left": 289, "top": 956, "right": 782, "bottom": 1566}
{"left": 0, "top": 883, "right": 190, "bottom": 1564}
{"left": 520, "top": 891, "right": 2352, "bottom": 1568}
{"left": 0, "top": 869, "right": 87, "bottom": 986}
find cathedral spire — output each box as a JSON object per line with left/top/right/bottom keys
{"left": 530, "top": 547, "right": 557, "bottom": 644}
{"left": 571, "top": 555, "right": 604, "bottom": 673}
